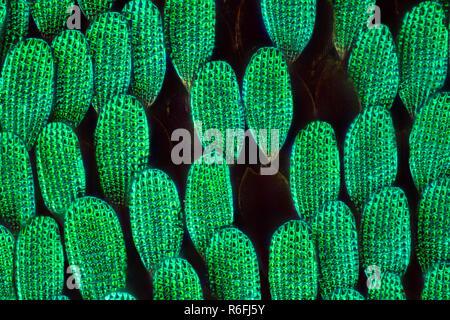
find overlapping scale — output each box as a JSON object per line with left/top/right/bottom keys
{"left": 36, "top": 123, "right": 86, "bottom": 218}
{"left": 360, "top": 187, "right": 411, "bottom": 275}
{"left": 104, "top": 292, "right": 136, "bottom": 300}
{"left": 95, "top": 94, "right": 150, "bottom": 207}
{"left": 206, "top": 227, "right": 261, "bottom": 300}
{"left": 130, "top": 169, "right": 183, "bottom": 273}
{"left": 290, "top": 121, "right": 340, "bottom": 221}
{"left": 65, "top": 197, "right": 127, "bottom": 300}
{"left": 191, "top": 61, "right": 245, "bottom": 161}
{"left": 242, "top": 47, "right": 293, "bottom": 158}
{"left": 78, "top": 0, "right": 113, "bottom": 20}
{"left": 366, "top": 271, "right": 406, "bottom": 300}
{"left": 322, "top": 288, "right": 364, "bottom": 301}
{"left": 409, "top": 92, "right": 450, "bottom": 193}
{"left": 333, "top": 0, "right": 375, "bottom": 59}
{"left": 29, "top": 0, "right": 72, "bottom": 39}
{"left": 348, "top": 24, "right": 399, "bottom": 110}
{"left": 417, "top": 177, "right": 450, "bottom": 272}
{"left": 16, "top": 217, "right": 64, "bottom": 300}
{"left": 311, "top": 201, "right": 359, "bottom": 296}
{"left": 269, "top": 220, "right": 318, "bottom": 300}
{"left": 122, "top": 0, "right": 166, "bottom": 108}
{"left": 0, "top": 0, "right": 29, "bottom": 61}
{"left": 51, "top": 30, "right": 93, "bottom": 127}
{"left": 86, "top": 12, "right": 132, "bottom": 113}
{"left": 164, "top": 0, "right": 215, "bottom": 90}
{"left": 0, "top": 38, "right": 54, "bottom": 150}
{"left": 0, "top": 225, "right": 15, "bottom": 300}
{"left": 344, "top": 105, "right": 397, "bottom": 209}
{"left": 397, "top": 1, "right": 448, "bottom": 116}
{"left": 153, "top": 258, "right": 203, "bottom": 300}
{"left": 261, "top": 0, "right": 316, "bottom": 63}
{"left": 422, "top": 261, "right": 450, "bottom": 300}
{"left": 0, "top": 132, "right": 35, "bottom": 233}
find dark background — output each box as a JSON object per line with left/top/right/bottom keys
{"left": 24, "top": 0, "right": 449, "bottom": 300}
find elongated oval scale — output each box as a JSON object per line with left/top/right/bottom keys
{"left": 348, "top": 24, "right": 399, "bottom": 110}
{"left": 164, "top": 0, "right": 215, "bottom": 90}
{"left": 417, "top": 177, "right": 450, "bottom": 272}
{"left": 322, "top": 288, "right": 364, "bottom": 301}
{"left": 409, "top": 92, "right": 450, "bottom": 193}
{"left": 65, "top": 197, "right": 127, "bottom": 300}
{"left": 269, "top": 220, "right": 318, "bottom": 300}
{"left": 104, "top": 292, "right": 136, "bottom": 300}
{"left": 311, "top": 201, "right": 359, "bottom": 296}
{"left": 0, "top": 225, "right": 15, "bottom": 300}
{"left": 242, "top": 47, "right": 294, "bottom": 158}
{"left": 16, "top": 217, "right": 64, "bottom": 300}
{"left": 422, "top": 261, "right": 450, "bottom": 300}
{"left": 360, "top": 187, "right": 411, "bottom": 275}
{"left": 344, "top": 105, "right": 397, "bottom": 209}
{"left": 0, "top": 38, "right": 54, "bottom": 150}
{"left": 122, "top": 0, "right": 166, "bottom": 108}
{"left": 51, "top": 30, "right": 94, "bottom": 127}
{"left": 206, "top": 227, "right": 261, "bottom": 300}
{"left": 367, "top": 271, "right": 406, "bottom": 300}
{"left": 28, "top": 0, "right": 72, "bottom": 39}
{"left": 191, "top": 61, "right": 245, "bottom": 161}
{"left": 261, "top": 0, "right": 316, "bottom": 63}
{"left": 0, "top": 0, "right": 29, "bottom": 60}
{"left": 333, "top": 0, "right": 375, "bottom": 59}
{"left": 185, "top": 156, "right": 234, "bottom": 259}
{"left": 86, "top": 12, "right": 132, "bottom": 113}
{"left": 153, "top": 258, "right": 203, "bottom": 300}
{"left": 397, "top": 1, "right": 448, "bottom": 116}
{"left": 290, "top": 121, "right": 340, "bottom": 221}
{"left": 78, "top": 0, "right": 113, "bottom": 20}
{"left": 36, "top": 122, "right": 86, "bottom": 219}
{"left": 95, "top": 94, "right": 150, "bottom": 207}
{"left": 130, "top": 168, "right": 183, "bottom": 273}
{"left": 0, "top": 132, "right": 35, "bottom": 233}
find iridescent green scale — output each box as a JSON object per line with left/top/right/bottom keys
{"left": 409, "top": 92, "right": 450, "bottom": 193}
{"left": 269, "top": 220, "right": 318, "bottom": 300}
{"left": 366, "top": 272, "right": 406, "bottom": 300}
{"left": 78, "top": 0, "right": 113, "bottom": 20}
{"left": 0, "top": 0, "right": 5, "bottom": 34}
{"left": 261, "top": 0, "right": 316, "bottom": 63}
{"left": 122, "top": 0, "right": 166, "bottom": 108}
{"left": 0, "top": 132, "right": 35, "bottom": 233}
{"left": 322, "top": 288, "right": 364, "bottom": 301}
{"left": 290, "top": 121, "right": 340, "bottom": 221}
{"left": 417, "top": 177, "right": 450, "bottom": 272}
{"left": 153, "top": 258, "right": 203, "bottom": 300}
{"left": 311, "top": 201, "right": 359, "bottom": 296}
{"left": 164, "top": 0, "right": 215, "bottom": 90}
{"left": 191, "top": 61, "right": 245, "bottom": 161}
{"left": 51, "top": 30, "right": 93, "bottom": 127}
{"left": 65, "top": 197, "right": 127, "bottom": 300}
{"left": 348, "top": 24, "right": 399, "bottom": 110}
{"left": 0, "top": 0, "right": 29, "bottom": 61}
{"left": 104, "top": 292, "right": 136, "bottom": 300}
{"left": 0, "top": 38, "right": 54, "bottom": 151}
{"left": 333, "top": 0, "right": 375, "bottom": 59}
{"left": 95, "top": 94, "right": 150, "bottom": 207}
{"left": 29, "top": 0, "right": 72, "bottom": 39}
{"left": 242, "top": 47, "right": 293, "bottom": 157}
{"left": 36, "top": 123, "right": 86, "bottom": 219}
{"left": 50, "top": 295, "right": 70, "bottom": 300}
{"left": 86, "top": 12, "right": 132, "bottom": 113}
{"left": 16, "top": 217, "right": 64, "bottom": 300}
{"left": 422, "top": 262, "right": 450, "bottom": 300}
{"left": 0, "top": 225, "right": 15, "bottom": 300}
{"left": 130, "top": 169, "right": 183, "bottom": 273}
{"left": 185, "top": 156, "right": 234, "bottom": 259}
{"left": 397, "top": 1, "right": 448, "bottom": 116}
{"left": 206, "top": 227, "right": 261, "bottom": 300}
{"left": 360, "top": 187, "right": 411, "bottom": 275}
{"left": 344, "top": 105, "right": 397, "bottom": 209}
